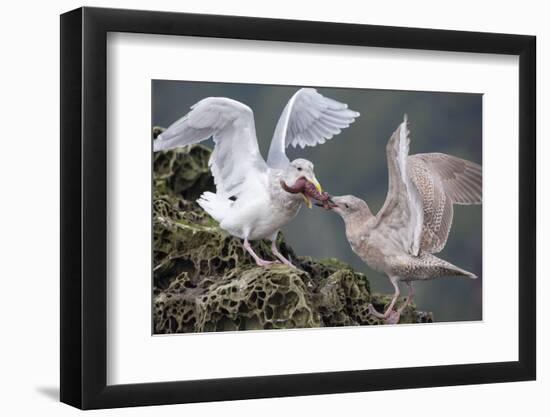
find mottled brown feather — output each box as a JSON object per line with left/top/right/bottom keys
{"left": 408, "top": 153, "right": 482, "bottom": 253}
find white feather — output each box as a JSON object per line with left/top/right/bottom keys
{"left": 153, "top": 97, "right": 268, "bottom": 198}
{"left": 266, "top": 88, "right": 360, "bottom": 169}
{"left": 396, "top": 115, "right": 423, "bottom": 255}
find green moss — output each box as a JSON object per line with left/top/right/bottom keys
{"left": 152, "top": 140, "right": 433, "bottom": 333}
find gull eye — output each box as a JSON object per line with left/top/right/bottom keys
{"left": 345, "top": 203, "right": 350, "bottom": 209}
{"left": 297, "top": 167, "right": 302, "bottom": 171}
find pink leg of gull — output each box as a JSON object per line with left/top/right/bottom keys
{"left": 367, "top": 276, "right": 406, "bottom": 324}
{"left": 396, "top": 282, "right": 415, "bottom": 315}
{"left": 270, "top": 240, "right": 297, "bottom": 269}
{"left": 243, "top": 239, "right": 276, "bottom": 267}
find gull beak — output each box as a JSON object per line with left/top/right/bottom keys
{"left": 307, "top": 175, "right": 323, "bottom": 194}
{"left": 301, "top": 174, "right": 322, "bottom": 209}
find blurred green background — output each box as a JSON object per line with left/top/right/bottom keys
{"left": 152, "top": 80, "right": 482, "bottom": 322}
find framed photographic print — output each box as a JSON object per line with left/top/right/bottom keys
{"left": 60, "top": 6, "right": 536, "bottom": 410}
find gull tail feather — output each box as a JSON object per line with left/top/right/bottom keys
{"left": 413, "top": 253, "right": 478, "bottom": 280}
{"left": 437, "top": 257, "right": 478, "bottom": 279}
{"left": 197, "top": 192, "right": 230, "bottom": 223}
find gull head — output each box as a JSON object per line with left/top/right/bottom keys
{"left": 330, "top": 195, "right": 370, "bottom": 218}
{"left": 280, "top": 159, "right": 323, "bottom": 209}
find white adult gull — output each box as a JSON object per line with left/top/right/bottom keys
{"left": 153, "top": 88, "right": 359, "bottom": 268}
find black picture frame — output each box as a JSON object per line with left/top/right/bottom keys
{"left": 60, "top": 6, "right": 536, "bottom": 410}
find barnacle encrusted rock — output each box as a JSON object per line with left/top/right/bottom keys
{"left": 152, "top": 138, "right": 432, "bottom": 333}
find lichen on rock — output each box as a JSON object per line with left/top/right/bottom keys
{"left": 152, "top": 132, "right": 433, "bottom": 333}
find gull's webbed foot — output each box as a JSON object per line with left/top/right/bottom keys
{"left": 384, "top": 309, "right": 402, "bottom": 324}
{"left": 367, "top": 303, "right": 385, "bottom": 319}
{"left": 367, "top": 282, "right": 414, "bottom": 325}
{"left": 367, "top": 303, "right": 401, "bottom": 324}
{"left": 254, "top": 258, "right": 278, "bottom": 267}
{"left": 274, "top": 255, "right": 297, "bottom": 269}
{"left": 243, "top": 238, "right": 277, "bottom": 267}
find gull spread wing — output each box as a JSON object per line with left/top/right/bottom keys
{"left": 410, "top": 153, "right": 482, "bottom": 205}
{"left": 376, "top": 115, "right": 424, "bottom": 256}
{"left": 408, "top": 153, "right": 482, "bottom": 253}
{"left": 153, "top": 97, "right": 268, "bottom": 197}
{"left": 266, "top": 88, "right": 360, "bottom": 169}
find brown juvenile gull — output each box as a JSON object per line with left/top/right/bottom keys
{"left": 331, "top": 115, "right": 481, "bottom": 324}
{"left": 153, "top": 88, "right": 359, "bottom": 268}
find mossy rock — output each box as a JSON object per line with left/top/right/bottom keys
{"left": 155, "top": 265, "right": 319, "bottom": 333}
{"left": 152, "top": 137, "right": 432, "bottom": 333}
